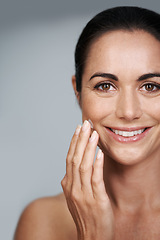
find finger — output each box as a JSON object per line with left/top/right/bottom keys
{"left": 72, "top": 120, "right": 91, "bottom": 187}
{"left": 64, "top": 125, "right": 82, "bottom": 197}
{"left": 79, "top": 130, "right": 99, "bottom": 194}
{"left": 92, "top": 149, "right": 108, "bottom": 201}
{"left": 66, "top": 125, "right": 81, "bottom": 178}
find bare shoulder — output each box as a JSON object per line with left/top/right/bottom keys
{"left": 14, "top": 193, "right": 76, "bottom": 240}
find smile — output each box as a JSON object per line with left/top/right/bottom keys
{"left": 106, "top": 127, "right": 151, "bottom": 143}
{"left": 110, "top": 128, "right": 146, "bottom": 137}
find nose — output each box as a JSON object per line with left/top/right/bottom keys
{"left": 115, "top": 90, "right": 142, "bottom": 121}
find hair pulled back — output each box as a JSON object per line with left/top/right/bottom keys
{"left": 75, "top": 6, "right": 160, "bottom": 92}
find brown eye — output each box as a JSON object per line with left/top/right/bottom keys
{"left": 94, "top": 82, "right": 116, "bottom": 92}
{"left": 101, "top": 83, "right": 111, "bottom": 90}
{"left": 97, "top": 83, "right": 113, "bottom": 91}
{"left": 145, "top": 84, "right": 154, "bottom": 91}
{"left": 141, "top": 82, "right": 160, "bottom": 93}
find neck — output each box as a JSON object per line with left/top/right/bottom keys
{"left": 103, "top": 155, "right": 160, "bottom": 213}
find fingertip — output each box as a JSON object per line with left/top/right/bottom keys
{"left": 97, "top": 148, "right": 102, "bottom": 159}
{"left": 95, "top": 148, "right": 104, "bottom": 167}
{"left": 82, "top": 120, "right": 90, "bottom": 132}
{"left": 89, "top": 130, "right": 98, "bottom": 142}
{"left": 75, "top": 125, "right": 81, "bottom": 135}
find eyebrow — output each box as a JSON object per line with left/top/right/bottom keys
{"left": 138, "top": 73, "right": 160, "bottom": 81}
{"left": 89, "top": 72, "right": 160, "bottom": 81}
{"left": 89, "top": 73, "right": 118, "bottom": 81}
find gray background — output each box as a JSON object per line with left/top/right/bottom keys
{"left": 1, "top": 0, "right": 160, "bottom": 239}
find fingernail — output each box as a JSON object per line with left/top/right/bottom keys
{"left": 75, "top": 125, "right": 81, "bottom": 135}
{"left": 82, "top": 120, "right": 89, "bottom": 131}
{"left": 88, "top": 119, "right": 93, "bottom": 129}
{"left": 97, "top": 149, "right": 102, "bottom": 159}
{"left": 89, "top": 130, "right": 97, "bottom": 142}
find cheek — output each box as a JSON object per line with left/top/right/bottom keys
{"left": 149, "top": 104, "right": 160, "bottom": 121}
{"left": 81, "top": 93, "right": 114, "bottom": 123}
{"left": 142, "top": 98, "right": 160, "bottom": 121}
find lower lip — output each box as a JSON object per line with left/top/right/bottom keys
{"left": 105, "top": 127, "right": 152, "bottom": 143}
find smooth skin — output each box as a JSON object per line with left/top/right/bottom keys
{"left": 14, "top": 30, "right": 160, "bottom": 240}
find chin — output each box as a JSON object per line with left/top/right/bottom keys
{"left": 111, "top": 154, "right": 142, "bottom": 166}
{"left": 98, "top": 134, "right": 155, "bottom": 166}
{"left": 102, "top": 145, "right": 146, "bottom": 166}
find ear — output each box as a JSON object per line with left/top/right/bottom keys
{"left": 72, "top": 75, "right": 81, "bottom": 106}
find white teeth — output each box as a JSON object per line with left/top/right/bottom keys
{"left": 111, "top": 128, "right": 145, "bottom": 137}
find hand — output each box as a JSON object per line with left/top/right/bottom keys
{"left": 61, "top": 120, "right": 115, "bottom": 240}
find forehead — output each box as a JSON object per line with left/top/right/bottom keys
{"left": 83, "top": 30, "right": 160, "bottom": 77}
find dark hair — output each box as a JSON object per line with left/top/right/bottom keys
{"left": 75, "top": 6, "right": 160, "bottom": 92}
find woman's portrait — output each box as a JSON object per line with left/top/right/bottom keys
{"left": 2, "top": 1, "right": 160, "bottom": 240}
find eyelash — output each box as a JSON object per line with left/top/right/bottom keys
{"left": 140, "top": 82, "right": 160, "bottom": 93}
{"left": 94, "top": 82, "right": 116, "bottom": 92}
{"left": 94, "top": 81, "right": 160, "bottom": 93}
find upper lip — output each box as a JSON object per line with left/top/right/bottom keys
{"left": 107, "top": 126, "right": 151, "bottom": 131}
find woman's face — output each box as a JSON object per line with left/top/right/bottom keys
{"left": 75, "top": 30, "right": 160, "bottom": 165}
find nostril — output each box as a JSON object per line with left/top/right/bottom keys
{"left": 116, "top": 92, "right": 142, "bottom": 121}
{"left": 116, "top": 105, "right": 142, "bottom": 121}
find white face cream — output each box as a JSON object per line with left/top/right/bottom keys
{"left": 88, "top": 119, "right": 93, "bottom": 129}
